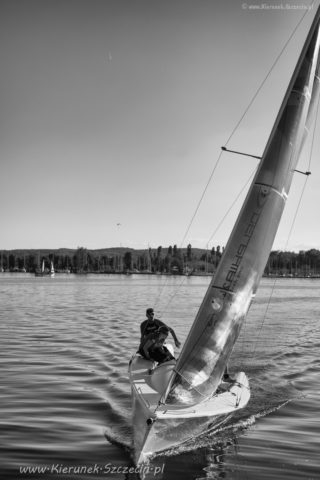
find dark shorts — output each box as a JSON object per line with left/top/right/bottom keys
{"left": 148, "top": 346, "right": 174, "bottom": 364}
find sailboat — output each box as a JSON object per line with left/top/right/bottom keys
{"left": 129, "top": 7, "right": 320, "bottom": 465}
{"left": 50, "top": 261, "right": 55, "bottom": 277}
{"left": 35, "top": 258, "right": 46, "bottom": 277}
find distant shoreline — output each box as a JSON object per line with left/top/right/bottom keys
{"left": 1, "top": 271, "right": 320, "bottom": 279}
{"left": 1, "top": 246, "right": 320, "bottom": 277}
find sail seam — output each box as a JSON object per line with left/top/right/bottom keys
{"left": 291, "top": 88, "right": 311, "bottom": 99}
{"left": 254, "top": 182, "right": 288, "bottom": 200}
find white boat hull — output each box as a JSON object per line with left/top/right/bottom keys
{"left": 129, "top": 354, "right": 250, "bottom": 465}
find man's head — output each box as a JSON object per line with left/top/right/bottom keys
{"left": 156, "top": 326, "right": 169, "bottom": 344}
{"left": 146, "top": 308, "right": 154, "bottom": 320}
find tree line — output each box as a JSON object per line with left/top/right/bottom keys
{"left": 1, "top": 245, "right": 320, "bottom": 277}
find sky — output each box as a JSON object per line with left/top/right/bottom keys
{"left": 1, "top": 0, "right": 320, "bottom": 252}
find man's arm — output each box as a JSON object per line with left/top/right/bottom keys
{"left": 168, "top": 327, "right": 181, "bottom": 348}
{"left": 142, "top": 337, "right": 154, "bottom": 360}
{"left": 155, "top": 319, "right": 181, "bottom": 348}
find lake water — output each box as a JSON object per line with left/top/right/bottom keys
{"left": 0, "top": 273, "right": 319, "bottom": 480}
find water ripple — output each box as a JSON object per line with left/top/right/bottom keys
{"left": 0, "top": 274, "right": 319, "bottom": 479}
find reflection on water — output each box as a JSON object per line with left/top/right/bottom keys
{"left": 0, "top": 274, "right": 319, "bottom": 479}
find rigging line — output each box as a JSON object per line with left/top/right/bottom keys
{"left": 156, "top": 4, "right": 313, "bottom": 317}
{"left": 157, "top": 152, "right": 255, "bottom": 312}
{"left": 307, "top": 83, "right": 320, "bottom": 173}
{"left": 250, "top": 276, "right": 278, "bottom": 361}
{"left": 154, "top": 7, "right": 311, "bottom": 314}
{"left": 157, "top": 277, "right": 187, "bottom": 319}
{"left": 250, "top": 175, "right": 311, "bottom": 360}
{"left": 286, "top": 176, "right": 310, "bottom": 248}
{"left": 159, "top": 167, "right": 259, "bottom": 322}
{"left": 286, "top": 66, "right": 320, "bottom": 247}
{"left": 157, "top": 158, "right": 257, "bottom": 316}
{"left": 224, "top": 5, "right": 312, "bottom": 148}
{"left": 250, "top": 176, "right": 312, "bottom": 360}
{"left": 159, "top": 169, "right": 260, "bottom": 349}
{"left": 250, "top": 135, "right": 317, "bottom": 361}
{"left": 207, "top": 165, "right": 258, "bottom": 246}
{"left": 153, "top": 251, "right": 189, "bottom": 314}
{"left": 155, "top": 149, "right": 223, "bottom": 316}
{"left": 250, "top": 65, "right": 320, "bottom": 360}
{"left": 180, "top": 149, "right": 224, "bottom": 248}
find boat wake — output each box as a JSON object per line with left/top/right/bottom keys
{"left": 104, "top": 425, "right": 132, "bottom": 453}
{"left": 103, "top": 393, "right": 299, "bottom": 464}
{"left": 151, "top": 397, "right": 297, "bottom": 460}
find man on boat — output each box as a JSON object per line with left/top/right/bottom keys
{"left": 139, "top": 326, "right": 175, "bottom": 364}
{"left": 140, "top": 307, "right": 181, "bottom": 348}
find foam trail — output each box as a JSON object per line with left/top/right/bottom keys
{"left": 104, "top": 426, "right": 132, "bottom": 452}
{"left": 153, "top": 398, "right": 295, "bottom": 460}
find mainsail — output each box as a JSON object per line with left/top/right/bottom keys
{"left": 165, "top": 10, "right": 320, "bottom": 405}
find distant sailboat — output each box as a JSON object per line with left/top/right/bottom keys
{"left": 35, "top": 258, "right": 45, "bottom": 277}
{"left": 65, "top": 257, "right": 71, "bottom": 274}
{"left": 129, "top": 7, "right": 320, "bottom": 465}
{"left": 50, "top": 261, "right": 55, "bottom": 277}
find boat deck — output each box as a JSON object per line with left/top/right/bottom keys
{"left": 129, "top": 354, "right": 250, "bottom": 419}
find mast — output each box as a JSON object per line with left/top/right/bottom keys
{"left": 165, "top": 8, "right": 320, "bottom": 405}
